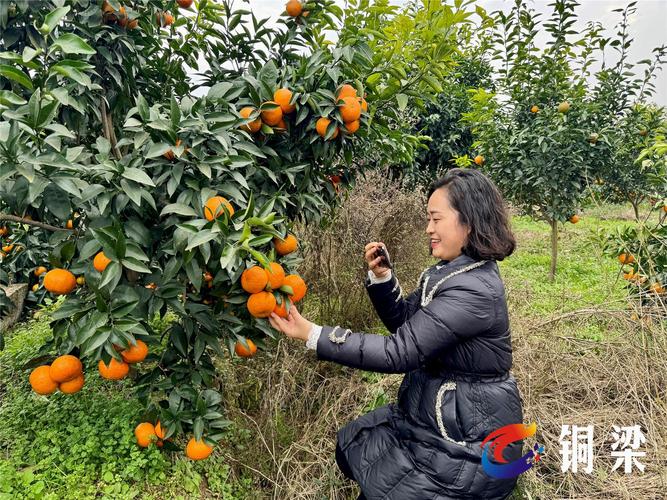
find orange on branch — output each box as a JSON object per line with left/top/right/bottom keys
{"left": 135, "top": 422, "right": 156, "bottom": 448}
{"left": 43, "top": 269, "right": 77, "bottom": 295}
{"left": 186, "top": 437, "right": 214, "bottom": 460}
{"left": 316, "top": 117, "right": 338, "bottom": 139}
{"left": 93, "top": 251, "right": 112, "bottom": 273}
{"left": 234, "top": 338, "right": 257, "bottom": 357}
{"left": 273, "top": 234, "right": 298, "bottom": 255}
{"left": 239, "top": 106, "right": 261, "bottom": 133}
{"left": 266, "top": 262, "right": 285, "bottom": 289}
{"left": 285, "top": 0, "right": 303, "bottom": 17}
{"left": 274, "top": 88, "right": 295, "bottom": 114}
{"left": 241, "top": 266, "right": 269, "bottom": 293}
{"left": 49, "top": 354, "right": 83, "bottom": 383}
{"left": 29, "top": 365, "right": 59, "bottom": 395}
{"left": 121, "top": 339, "right": 149, "bottom": 364}
{"left": 261, "top": 102, "right": 283, "bottom": 126}
{"left": 98, "top": 358, "right": 130, "bottom": 380}
{"left": 59, "top": 374, "right": 85, "bottom": 394}
{"left": 283, "top": 274, "right": 307, "bottom": 302}
{"left": 246, "top": 291, "right": 276, "bottom": 318}
{"left": 204, "top": 196, "right": 234, "bottom": 221}
{"left": 338, "top": 96, "right": 361, "bottom": 123}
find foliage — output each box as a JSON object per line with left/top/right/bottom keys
{"left": 0, "top": 0, "right": 475, "bottom": 448}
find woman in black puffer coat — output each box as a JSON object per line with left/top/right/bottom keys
{"left": 269, "top": 169, "right": 523, "bottom": 499}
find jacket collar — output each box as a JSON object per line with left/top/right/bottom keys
{"left": 434, "top": 253, "right": 477, "bottom": 272}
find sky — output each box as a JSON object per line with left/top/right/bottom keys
{"left": 190, "top": 0, "right": 667, "bottom": 106}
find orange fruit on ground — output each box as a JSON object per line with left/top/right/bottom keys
{"left": 59, "top": 374, "right": 85, "bottom": 394}
{"left": 344, "top": 120, "right": 360, "bottom": 134}
{"left": 316, "top": 117, "right": 338, "bottom": 139}
{"left": 338, "top": 96, "right": 361, "bottom": 123}
{"left": 204, "top": 196, "right": 234, "bottom": 221}
{"left": 29, "top": 365, "right": 59, "bottom": 395}
{"left": 247, "top": 291, "right": 277, "bottom": 318}
{"left": 135, "top": 422, "right": 156, "bottom": 448}
{"left": 34, "top": 266, "right": 47, "bottom": 277}
{"left": 93, "top": 251, "right": 112, "bottom": 272}
{"left": 98, "top": 358, "right": 130, "bottom": 380}
{"left": 530, "top": 105, "right": 539, "bottom": 113}
{"left": 285, "top": 0, "right": 303, "bottom": 17}
{"left": 623, "top": 270, "right": 635, "bottom": 280}
{"left": 239, "top": 107, "right": 262, "bottom": 133}
{"left": 650, "top": 283, "right": 665, "bottom": 294}
{"left": 241, "top": 266, "right": 269, "bottom": 294}
{"left": 273, "top": 234, "right": 298, "bottom": 256}
{"left": 266, "top": 262, "right": 285, "bottom": 289}
{"left": 121, "top": 339, "right": 149, "bottom": 364}
{"left": 43, "top": 269, "right": 77, "bottom": 295}
{"left": 618, "top": 253, "right": 635, "bottom": 265}
{"left": 186, "top": 437, "right": 214, "bottom": 460}
{"left": 274, "top": 88, "right": 295, "bottom": 114}
{"left": 337, "top": 84, "right": 357, "bottom": 99}
{"left": 49, "top": 354, "right": 83, "bottom": 383}
{"left": 177, "top": 0, "right": 194, "bottom": 8}
{"left": 569, "top": 215, "right": 580, "bottom": 224}
{"left": 283, "top": 274, "right": 307, "bottom": 302}
{"left": 261, "top": 102, "right": 283, "bottom": 126}
{"left": 474, "top": 155, "right": 484, "bottom": 166}
{"left": 273, "top": 298, "right": 293, "bottom": 318}
{"left": 234, "top": 338, "right": 258, "bottom": 357}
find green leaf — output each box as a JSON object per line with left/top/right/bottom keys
{"left": 422, "top": 74, "right": 443, "bottom": 93}
{"left": 0, "top": 65, "right": 33, "bottom": 90}
{"left": 50, "top": 61, "right": 92, "bottom": 87}
{"left": 38, "top": 6, "right": 70, "bottom": 35}
{"left": 121, "top": 257, "right": 151, "bottom": 273}
{"left": 186, "top": 231, "right": 218, "bottom": 251}
{"left": 22, "top": 46, "right": 42, "bottom": 63}
{"left": 122, "top": 168, "right": 155, "bottom": 186}
{"left": 396, "top": 93, "right": 408, "bottom": 112}
{"left": 0, "top": 90, "right": 26, "bottom": 106}
{"left": 99, "top": 261, "right": 122, "bottom": 290}
{"left": 146, "top": 142, "right": 171, "bottom": 158}
{"left": 50, "top": 34, "right": 96, "bottom": 55}
{"left": 160, "top": 203, "right": 197, "bottom": 217}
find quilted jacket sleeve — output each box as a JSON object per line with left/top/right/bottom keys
{"left": 316, "top": 278, "right": 495, "bottom": 374}
{"left": 365, "top": 272, "right": 423, "bottom": 334}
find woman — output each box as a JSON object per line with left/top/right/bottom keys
{"left": 269, "top": 168, "right": 523, "bottom": 499}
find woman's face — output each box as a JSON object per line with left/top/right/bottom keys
{"left": 426, "top": 187, "right": 470, "bottom": 262}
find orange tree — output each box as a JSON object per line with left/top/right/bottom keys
{"left": 0, "top": 0, "right": 473, "bottom": 455}
{"left": 463, "top": 0, "right": 665, "bottom": 279}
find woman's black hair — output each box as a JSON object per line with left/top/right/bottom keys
{"left": 427, "top": 168, "right": 516, "bottom": 261}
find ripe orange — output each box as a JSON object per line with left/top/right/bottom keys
{"left": 283, "top": 274, "right": 307, "bottom": 302}
{"left": 29, "top": 365, "right": 59, "bottom": 395}
{"left": 261, "top": 102, "right": 283, "bottom": 126}
{"left": 93, "top": 251, "right": 112, "bottom": 273}
{"left": 266, "top": 262, "right": 285, "bottom": 289}
{"left": 623, "top": 270, "right": 635, "bottom": 280}
{"left": 43, "top": 269, "right": 77, "bottom": 295}
{"left": 204, "top": 196, "right": 234, "bottom": 221}
{"left": 234, "top": 338, "right": 258, "bottom": 357}
{"left": 273, "top": 297, "right": 293, "bottom": 318}
{"left": 275, "top": 118, "right": 287, "bottom": 132}
{"left": 77, "top": 276, "right": 86, "bottom": 286}
{"left": 0, "top": 226, "right": 7, "bottom": 236}
{"left": 360, "top": 98, "right": 368, "bottom": 112}
{"left": 59, "top": 374, "right": 85, "bottom": 394}
{"left": 344, "top": 120, "right": 360, "bottom": 134}
{"left": 121, "top": 339, "right": 149, "bottom": 364}
{"left": 98, "top": 358, "right": 130, "bottom": 380}
{"left": 163, "top": 139, "right": 182, "bottom": 161}
{"left": 34, "top": 266, "right": 47, "bottom": 277}
{"left": 135, "top": 422, "right": 156, "bottom": 448}
{"left": 157, "top": 11, "right": 174, "bottom": 26}
{"left": 618, "top": 253, "right": 635, "bottom": 265}
{"left": 186, "top": 437, "right": 214, "bottom": 460}
{"left": 32, "top": 284, "right": 39, "bottom": 292}
{"left": 569, "top": 215, "right": 580, "bottom": 224}
{"left": 2, "top": 244, "right": 14, "bottom": 253}
{"left": 49, "top": 354, "right": 83, "bottom": 383}
{"left": 66, "top": 219, "right": 73, "bottom": 229}
{"left": 155, "top": 421, "right": 166, "bottom": 440}
{"left": 177, "top": 0, "right": 194, "bottom": 8}
{"left": 474, "top": 155, "right": 484, "bottom": 166}
{"left": 203, "top": 271, "right": 213, "bottom": 282}
{"left": 273, "top": 234, "right": 298, "bottom": 255}
{"left": 285, "top": 0, "right": 303, "bottom": 17}
{"left": 240, "top": 107, "right": 262, "bottom": 133}
{"left": 557, "top": 101, "right": 570, "bottom": 113}
{"left": 274, "top": 88, "right": 295, "bottom": 114}
{"left": 530, "top": 105, "right": 539, "bottom": 113}
{"left": 338, "top": 96, "right": 361, "bottom": 123}
{"left": 241, "top": 266, "right": 269, "bottom": 293}
{"left": 128, "top": 19, "right": 138, "bottom": 29}
{"left": 663, "top": 205, "right": 667, "bottom": 213}
{"left": 246, "top": 291, "right": 277, "bottom": 318}
{"left": 337, "top": 84, "right": 357, "bottom": 99}
{"left": 316, "top": 117, "right": 338, "bottom": 139}
{"left": 117, "top": 6, "right": 128, "bottom": 27}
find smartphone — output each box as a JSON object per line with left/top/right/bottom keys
{"left": 374, "top": 245, "right": 393, "bottom": 270}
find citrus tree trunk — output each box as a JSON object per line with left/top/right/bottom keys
{"left": 549, "top": 218, "right": 558, "bottom": 281}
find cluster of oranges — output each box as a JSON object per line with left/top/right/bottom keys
{"left": 99, "top": 339, "right": 149, "bottom": 380}
{"left": 135, "top": 420, "right": 213, "bottom": 460}
{"left": 102, "top": 0, "right": 193, "bottom": 30}
{"left": 239, "top": 87, "right": 295, "bottom": 135}
{"left": 37, "top": 250, "right": 111, "bottom": 296}
{"left": 316, "top": 84, "right": 368, "bottom": 140}
{"left": 29, "top": 355, "right": 85, "bottom": 395}
{"left": 619, "top": 252, "right": 665, "bottom": 294}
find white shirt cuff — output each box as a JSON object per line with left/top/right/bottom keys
{"left": 306, "top": 324, "right": 322, "bottom": 350}
{"left": 367, "top": 269, "right": 392, "bottom": 284}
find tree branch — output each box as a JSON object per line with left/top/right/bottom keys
{"left": 100, "top": 97, "right": 122, "bottom": 160}
{"left": 0, "top": 213, "right": 73, "bottom": 232}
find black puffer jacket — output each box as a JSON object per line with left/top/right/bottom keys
{"left": 316, "top": 254, "right": 523, "bottom": 499}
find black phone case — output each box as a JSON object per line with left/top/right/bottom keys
{"left": 374, "top": 246, "right": 393, "bottom": 269}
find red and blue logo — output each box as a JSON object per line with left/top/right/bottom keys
{"left": 480, "top": 423, "right": 544, "bottom": 479}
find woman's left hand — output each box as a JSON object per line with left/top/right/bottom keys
{"left": 268, "top": 304, "right": 313, "bottom": 342}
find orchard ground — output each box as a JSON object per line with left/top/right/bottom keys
{"left": 1, "top": 189, "right": 665, "bottom": 499}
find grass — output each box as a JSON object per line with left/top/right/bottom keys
{"left": 0, "top": 201, "right": 664, "bottom": 499}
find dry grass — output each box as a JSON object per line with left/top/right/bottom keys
{"left": 218, "top": 173, "right": 666, "bottom": 500}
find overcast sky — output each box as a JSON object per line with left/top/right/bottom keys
{"left": 192, "top": 1, "right": 667, "bottom": 106}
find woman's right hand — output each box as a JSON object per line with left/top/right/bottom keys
{"left": 365, "top": 242, "right": 391, "bottom": 279}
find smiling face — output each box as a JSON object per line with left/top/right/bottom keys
{"left": 426, "top": 187, "right": 470, "bottom": 262}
